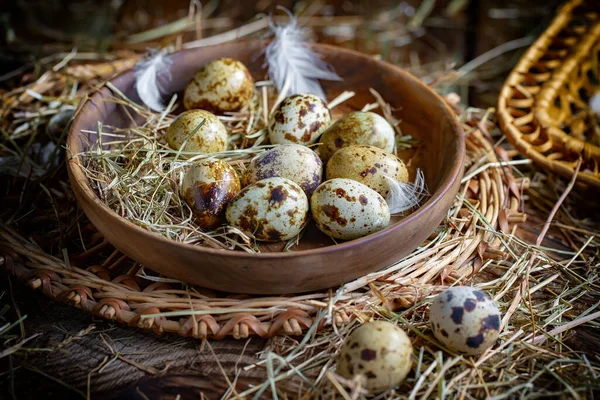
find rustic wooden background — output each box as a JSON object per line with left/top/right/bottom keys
{"left": 0, "top": 0, "right": 576, "bottom": 398}
{"left": 1, "top": 0, "right": 565, "bottom": 107}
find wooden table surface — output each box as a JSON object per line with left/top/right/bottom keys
{"left": 1, "top": 278, "right": 273, "bottom": 399}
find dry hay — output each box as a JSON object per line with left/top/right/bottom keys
{"left": 1, "top": 6, "right": 599, "bottom": 400}
{"left": 71, "top": 83, "right": 418, "bottom": 253}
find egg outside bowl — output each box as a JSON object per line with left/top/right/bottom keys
{"left": 66, "top": 41, "right": 464, "bottom": 295}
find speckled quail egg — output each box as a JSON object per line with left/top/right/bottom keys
{"left": 184, "top": 57, "right": 254, "bottom": 113}
{"left": 242, "top": 144, "right": 323, "bottom": 196}
{"left": 311, "top": 178, "right": 390, "bottom": 240}
{"left": 181, "top": 159, "right": 241, "bottom": 229}
{"left": 226, "top": 177, "right": 309, "bottom": 242}
{"left": 319, "top": 111, "right": 396, "bottom": 161}
{"left": 269, "top": 94, "right": 331, "bottom": 145}
{"left": 337, "top": 321, "right": 413, "bottom": 393}
{"left": 166, "top": 110, "right": 228, "bottom": 154}
{"left": 326, "top": 145, "right": 408, "bottom": 197}
{"left": 430, "top": 287, "right": 502, "bottom": 355}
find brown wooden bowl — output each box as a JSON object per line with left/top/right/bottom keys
{"left": 67, "top": 41, "right": 464, "bottom": 294}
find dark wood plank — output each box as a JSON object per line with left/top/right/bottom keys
{"left": 0, "top": 276, "right": 280, "bottom": 399}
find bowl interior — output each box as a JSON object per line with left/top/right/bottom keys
{"left": 68, "top": 41, "right": 461, "bottom": 254}
{"left": 67, "top": 41, "right": 463, "bottom": 293}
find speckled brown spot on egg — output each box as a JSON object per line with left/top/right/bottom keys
{"left": 365, "top": 371, "right": 377, "bottom": 379}
{"left": 441, "top": 329, "right": 449, "bottom": 337}
{"left": 300, "top": 130, "right": 313, "bottom": 143}
{"left": 451, "top": 307, "right": 464, "bottom": 324}
{"left": 321, "top": 204, "right": 347, "bottom": 226}
{"left": 360, "top": 167, "right": 377, "bottom": 178}
{"left": 481, "top": 315, "right": 500, "bottom": 331}
{"left": 333, "top": 188, "right": 355, "bottom": 202}
{"left": 474, "top": 290, "right": 487, "bottom": 302}
{"left": 286, "top": 208, "right": 297, "bottom": 221}
{"left": 237, "top": 204, "right": 258, "bottom": 233}
{"left": 466, "top": 334, "right": 485, "bottom": 348}
{"left": 464, "top": 298, "right": 477, "bottom": 312}
{"left": 284, "top": 133, "right": 299, "bottom": 143}
{"left": 268, "top": 186, "right": 288, "bottom": 205}
{"left": 361, "top": 349, "right": 377, "bottom": 361}
{"left": 265, "top": 228, "right": 283, "bottom": 242}
{"left": 359, "top": 195, "right": 369, "bottom": 205}
{"left": 335, "top": 188, "right": 346, "bottom": 198}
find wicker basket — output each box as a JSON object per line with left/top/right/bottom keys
{"left": 498, "top": 0, "right": 600, "bottom": 187}
{"left": 0, "top": 125, "right": 527, "bottom": 340}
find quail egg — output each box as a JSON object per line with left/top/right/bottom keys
{"left": 319, "top": 111, "right": 395, "bottom": 161}
{"left": 430, "top": 287, "right": 502, "bottom": 355}
{"left": 181, "top": 159, "right": 241, "bottom": 229}
{"left": 311, "top": 178, "right": 390, "bottom": 240}
{"left": 166, "top": 110, "right": 228, "bottom": 154}
{"left": 226, "top": 177, "right": 309, "bottom": 242}
{"left": 337, "top": 321, "right": 413, "bottom": 393}
{"left": 326, "top": 145, "right": 408, "bottom": 197}
{"left": 184, "top": 57, "right": 254, "bottom": 113}
{"left": 269, "top": 94, "right": 331, "bottom": 145}
{"left": 242, "top": 144, "right": 323, "bottom": 196}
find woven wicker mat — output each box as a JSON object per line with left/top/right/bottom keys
{"left": 498, "top": 0, "right": 600, "bottom": 187}
{"left": 0, "top": 106, "right": 528, "bottom": 340}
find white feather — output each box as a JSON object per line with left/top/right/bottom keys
{"left": 590, "top": 92, "right": 600, "bottom": 115}
{"left": 264, "top": 7, "right": 342, "bottom": 101}
{"left": 384, "top": 169, "right": 428, "bottom": 215}
{"left": 134, "top": 50, "right": 172, "bottom": 112}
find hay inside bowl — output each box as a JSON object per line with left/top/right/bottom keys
{"left": 66, "top": 41, "right": 464, "bottom": 294}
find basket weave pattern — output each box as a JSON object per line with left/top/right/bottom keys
{"left": 0, "top": 123, "right": 526, "bottom": 340}
{"left": 498, "top": 0, "right": 600, "bottom": 186}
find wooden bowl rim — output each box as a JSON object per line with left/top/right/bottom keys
{"left": 66, "top": 41, "right": 465, "bottom": 260}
